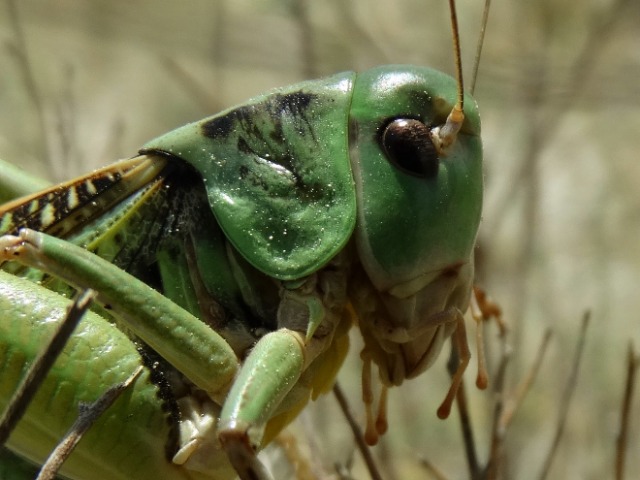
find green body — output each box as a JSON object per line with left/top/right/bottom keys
{"left": 0, "top": 65, "right": 482, "bottom": 479}
{"left": 0, "top": 271, "right": 223, "bottom": 480}
{"left": 142, "top": 72, "right": 357, "bottom": 280}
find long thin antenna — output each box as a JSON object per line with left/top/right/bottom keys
{"left": 470, "top": 0, "right": 492, "bottom": 95}
{"left": 448, "top": 0, "right": 465, "bottom": 111}
{"left": 431, "top": 0, "right": 465, "bottom": 153}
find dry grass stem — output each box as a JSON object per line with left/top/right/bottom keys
{"left": 538, "top": 312, "right": 590, "bottom": 480}
{"left": 615, "top": 342, "right": 639, "bottom": 480}
{"left": 36, "top": 366, "right": 143, "bottom": 480}
{"left": 0, "top": 290, "right": 96, "bottom": 446}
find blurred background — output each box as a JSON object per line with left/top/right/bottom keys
{"left": 1, "top": 0, "right": 639, "bottom": 478}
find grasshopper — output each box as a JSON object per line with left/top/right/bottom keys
{"left": 0, "top": 2, "right": 483, "bottom": 479}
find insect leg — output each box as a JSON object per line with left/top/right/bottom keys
{"left": 437, "top": 312, "right": 470, "bottom": 419}
{"left": 218, "top": 329, "right": 307, "bottom": 480}
{"left": 0, "top": 270, "right": 187, "bottom": 479}
{"left": 0, "top": 228, "right": 240, "bottom": 401}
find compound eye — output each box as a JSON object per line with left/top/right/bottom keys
{"left": 381, "top": 119, "right": 439, "bottom": 178}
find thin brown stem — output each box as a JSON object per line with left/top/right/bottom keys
{"left": 470, "top": 0, "right": 492, "bottom": 95}
{"left": 615, "top": 342, "right": 639, "bottom": 480}
{"left": 538, "top": 312, "right": 590, "bottom": 480}
{"left": 485, "top": 332, "right": 511, "bottom": 480}
{"left": 0, "top": 290, "right": 95, "bottom": 446}
{"left": 36, "top": 366, "right": 143, "bottom": 480}
{"left": 419, "top": 456, "right": 450, "bottom": 480}
{"left": 454, "top": 379, "right": 480, "bottom": 478}
{"left": 332, "top": 382, "right": 383, "bottom": 480}
{"left": 498, "top": 328, "right": 552, "bottom": 432}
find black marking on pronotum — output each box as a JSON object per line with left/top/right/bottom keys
{"left": 267, "top": 91, "right": 318, "bottom": 145}
{"left": 199, "top": 91, "right": 328, "bottom": 202}
{"left": 236, "top": 137, "right": 299, "bottom": 186}
{"left": 234, "top": 137, "right": 328, "bottom": 203}
{"left": 201, "top": 90, "right": 318, "bottom": 143}
{"left": 202, "top": 105, "right": 262, "bottom": 142}
{"left": 200, "top": 91, "right": 320, "bottom": 165}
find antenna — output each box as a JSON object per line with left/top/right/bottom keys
{"left": 449, "top": 0, "right": 465, "bottom": 111}
{"left": 470, "top": 0, "right": 492, "bottom": 95}
{"left": 431, "top": 0, "right": 465, "bottom": 153}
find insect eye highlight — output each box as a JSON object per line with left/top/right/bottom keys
{"left": 381, "top": 118, "right": 439, "bottom": 178}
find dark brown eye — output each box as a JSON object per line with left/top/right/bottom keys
{"left": 381, "top": 118, "right": 439, "bottom": 178}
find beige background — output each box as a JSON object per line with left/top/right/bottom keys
{"left": 1, "top": 1, "right": 639, "bottom": 478}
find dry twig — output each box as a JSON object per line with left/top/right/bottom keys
{"left": 538, "top": 312, "right": 590, "bottom": 480}
{"left": 333, "top": 382, "right": 383, "bottom": 480}
{"left": 0, "top": 290, "right": 95, "bottom": 446}
{"left": 615, "top": 342, "right": 639, "bottom": 480}
{"left": 36, "top": 366, "right": 143, "bottom": 480}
